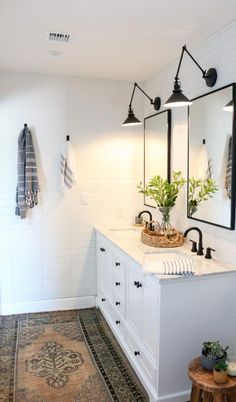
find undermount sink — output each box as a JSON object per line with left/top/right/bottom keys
{"left": 142, "top": 248, "right": 186, "bottom": 256}
{"left": 110, "top": 228, "right": 140, "bottom": 239}
{"left": 143, "top": 249, "right": 196, "bottom": 276}
{"left": 110, "top": 228, "right": 139, "bottom": 232}
{"left": 111, "top": 229, "right": 140, "bottom": 241}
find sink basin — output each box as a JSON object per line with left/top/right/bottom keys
{"left": 110, "top": 228, "right": 138, "bottom": 232}
{"left": 143, "top": 251, "right": 195, "bottom": 275}
{"left": 142, "top": 248, "right": 187, "bottom": 257}
{"left": 110, "top": 228, "right": 140, "bottom": 239}
{"left": 112, "top": 229, "right": 140, "bottom": 241}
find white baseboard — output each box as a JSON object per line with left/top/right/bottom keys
{"left": 1, "top": 296, "right": 96, "bottom": 315}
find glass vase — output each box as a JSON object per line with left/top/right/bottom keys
{"left": 158, "top": 206, "right": 173, "bottom": 233}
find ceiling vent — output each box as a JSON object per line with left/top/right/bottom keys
{"left": 48, "top": 32, "right": 71, "bottom": 43}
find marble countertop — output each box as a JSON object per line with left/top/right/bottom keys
{"left": 95, "top": 225, "right": 236, "bottom": 282}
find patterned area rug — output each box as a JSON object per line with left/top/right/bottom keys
{"left": 0, "top": 308, "right": 148, "bottom": 402}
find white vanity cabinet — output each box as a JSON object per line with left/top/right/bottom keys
{"left": 95, "top": 230, "right": 236, "bottom": 402}
{"left": 96, "top": 232, "right": 159, "bottom": 399}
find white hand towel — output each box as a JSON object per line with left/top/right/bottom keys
{"left": 198, "top": 143, "right": 213, "bottom": 180}
{"left": 61, "top": 141, "right": 78, "bottom": 191}
{"left": 143, "top": 253, "right": 195, "bottom": 276}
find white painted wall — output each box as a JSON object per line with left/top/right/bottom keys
{"left": 0, "top": 72, "right": 144, "bottom": 314}
{"left": 143, "top": 20, "right": 236, "bottom": 264}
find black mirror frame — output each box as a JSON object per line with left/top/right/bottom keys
{"left": 144, "top": 109, "right": 171, "bottom": 208}
{"left": 187, "top": 82, "right": 236, "bottom": 230}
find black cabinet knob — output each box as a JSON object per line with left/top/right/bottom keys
{"left": 134, "top": 281, "right": 142, "bottom": 288}
{"left": 116, "top": 320, "right": 120, "bottom": 325}
{"left": 115, "top": 262, "right": 121, "bottom": 266}
{"left": 115, "top": 282, "right": 120, "bottom": 286}
{"left": 134, "top": 351, "right": 140, "bottom": 356}
{"left": 101, "top": 298, "right": 106, "bottom": 302}
{"left": 115, "top": 301, "right": 120, "bottom": 306}
{"left": 100, "top": 247, "right": 105, "bottom": 252}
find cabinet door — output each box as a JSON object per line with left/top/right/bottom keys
{"left": 96, "top": 235, "right": 107, "bottom": 290}
{"left": 96, "top": 235, "right": 113, "bottom": 299}
{"left": 105, "top": 248, "right": 113, "bottom": 301}
{"left": 141, "top": 276, "right": 159, "bottom": 359}
{"left": 126, "top": 261, "right": 143, "bottom": 337}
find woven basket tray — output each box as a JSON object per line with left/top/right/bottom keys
{"left": 141, "top": 228, "right": 184, "bottom": 248}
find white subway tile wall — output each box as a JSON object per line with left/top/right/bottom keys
{"left": 143, "top": 20, "right": 236, "bottom": 264}
{"left": 0, "top": 73, "right": 143, "bottom": 314}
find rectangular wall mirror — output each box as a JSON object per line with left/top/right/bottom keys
{"left": 187, "top": 83, "right": 236, "bottom": 229}
{"left": 144, "top": 110, "right": 171, "bottom": 207}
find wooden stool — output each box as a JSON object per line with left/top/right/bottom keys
{"left": 188, "top": 358, "right": 236, "bottom": 402}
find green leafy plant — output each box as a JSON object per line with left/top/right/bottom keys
{"left": 214, "top": 362, "right": 228, "bottom": 372}
{"left": 137, "top": 171, "right": 186, "bottom": 208}
{"left": 188, "top": 177, "right": 218, "bottom": 215}
{"left": 202, "top": 341, "right": 229, "bottom": 361}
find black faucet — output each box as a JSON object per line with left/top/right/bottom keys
{"left": 183, "top": 227, "right": 204, "bottom": 256}
{"left": 138, "top": 210, "right": 153, "bottom": 230}
{"left": 138, "top": 210, "right": 153, "bottom": 222}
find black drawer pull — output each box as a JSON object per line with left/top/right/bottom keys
{"left": 116, "top": 320, "right": 120, "bottom": 325}
{"left": 115, "top": 282, "right": 120, "bottom": 286}
{"left": 100, "top": 247, "right": 105, "bottom": 252}
{"left": 134, "top": 351, "right": 140, "bottom": 356}
{"left": 134, "top": 281, "right": 142, "bottom": 288}
{"left": 115, "top": 301, "right": 120, "bottom": 306}
{"left": 101, "top": 298, "right": 106, "bottom": 302}
{"left": 115, "top": 262, "right": 120, "bottom": 266}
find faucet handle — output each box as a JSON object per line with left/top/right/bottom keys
{"left": 205, "top": 247, "right": 215, "bottom": 259}
{"left": 190, "top": 239, "right": 197, "bottom": 253}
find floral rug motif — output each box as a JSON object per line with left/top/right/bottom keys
{"left": 26, "top": 341, "right": 84, "bottom": 388}
{"left": 0, "top": 309, "right": 148, "bottom": 402}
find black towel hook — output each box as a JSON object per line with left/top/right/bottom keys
{"left": 24, "top": 123, "right": 28, "bottom": 128}
{"left": 66, "top": 135, "right": 70, "bottom": 141}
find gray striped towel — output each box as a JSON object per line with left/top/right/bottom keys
{"left": 225, "top": 136, "right": 232, "bottom": 199}
{"left": 15, "top": 126, "right": 40, "bottom": 219}
{"left": 61, "top": 141, "right": 78, "bottom": 191}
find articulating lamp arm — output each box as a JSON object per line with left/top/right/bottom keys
{"left": 129, "top": 82, "right": 155, "bottom": 108}
{"left": 174, "top": 45, "right": 208, "bottom": 84}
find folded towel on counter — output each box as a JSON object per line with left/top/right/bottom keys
{"left": 225, "top": 136, "right": 232, "bottom": 199}
{"left": 15, "top": 126, "right": 40, "bottom": 219}
{"left": 143, "top": 253, "right": 195, "bottom": 276}
{"left": 61, "top": 140, "right": 78, "bottom": 191}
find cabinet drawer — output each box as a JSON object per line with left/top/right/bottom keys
{"left": 113, "top": 297, "right": 125, "bottom": 316}
{"left": 114, "top": 271, "right": 125, "bottom": 300}
{"left": 109, "top": 306, "right": 125, "bottom": 338}
{"left": 113, "top": 257, "right": 125, "bottom": 279}
{"left": 126, "top": 331, "right": 156, "bottom": 387}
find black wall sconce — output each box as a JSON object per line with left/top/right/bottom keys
{"left": 122, "top": 82, "right": 161, "bottom": 126}
{"left": 164, "top": 45, "right": 218, "bottom": 108}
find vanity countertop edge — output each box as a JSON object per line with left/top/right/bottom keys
{"left": 94, "top": 225, "right": 236, "bottom": 283}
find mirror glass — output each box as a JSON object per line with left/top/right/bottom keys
{"left": 144, "top": 110, "right": 171, "bottom": 207}
{"left": 188, "top": 83, "right": 235, "bottom": 229}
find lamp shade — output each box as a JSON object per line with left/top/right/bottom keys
{"left": 164, "top": 91, "right": 193, "bottom": 108}
{"left": 223, "top": 100, "right": 233, "bottom": 112}
{"left": 122, "top": 107, "right": 142, "bottom": 126}
{"left": 164, "top": 80, "right": 192, "bottom": 108}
